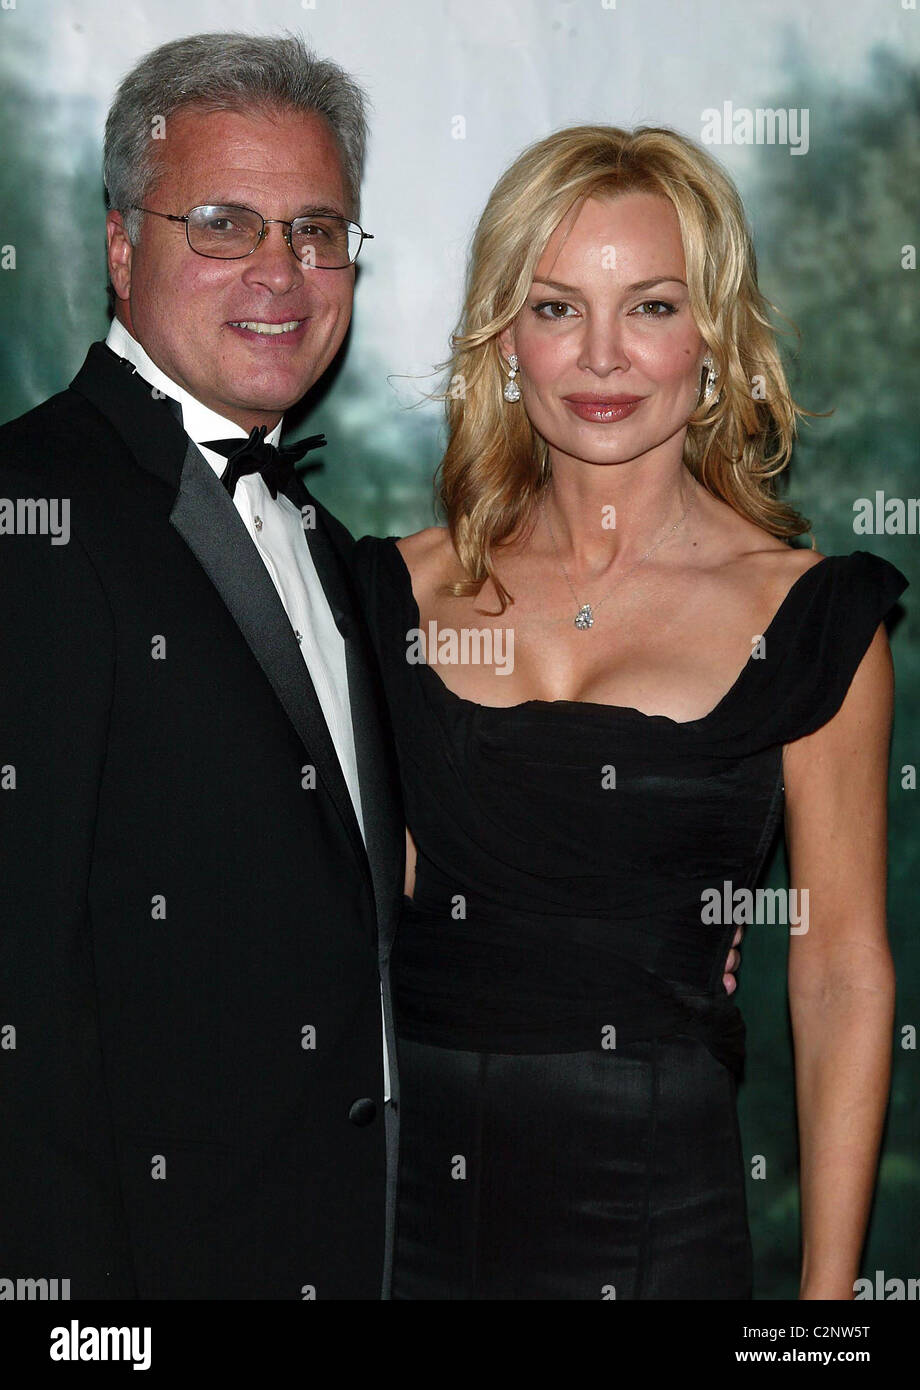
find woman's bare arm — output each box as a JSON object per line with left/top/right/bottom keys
{"left": 783, "top": 622, "right": 896, "bottom": 1299}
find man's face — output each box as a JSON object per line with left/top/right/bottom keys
{"left": 107, "top": 106, "right": 356, "bottom": 430}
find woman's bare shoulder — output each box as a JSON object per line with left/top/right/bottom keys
{"left": 396, "top": 526, "right": 460, "bottom": 593}
{"left": 705, "top": 499, "right": 825, "bottom": 600}
{"left": 685, "top": 493, "right": 827, "bottom": 636}
{"left": 741, "top": 539, "right": 828, "bottom": 609}
{"left": 739, "top": 539, "right": 827, "bottom": 593}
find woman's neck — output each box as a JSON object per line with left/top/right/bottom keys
{"left": 539, "top": 451, "right": 699, "bottom": 578}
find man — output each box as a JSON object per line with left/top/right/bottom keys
{"left": 0, "top": 33, "right": 403, "bottom": 1299}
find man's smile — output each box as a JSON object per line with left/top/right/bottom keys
{"left": 226, "top": 316, "right": 310, "bottom": 341}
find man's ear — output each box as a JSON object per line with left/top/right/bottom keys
{"left": 106, "top": 210, "right": 133, "bottom": 302}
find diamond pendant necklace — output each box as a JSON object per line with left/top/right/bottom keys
{"left": 541, "top": 485, "right": 695, "bottom": 630}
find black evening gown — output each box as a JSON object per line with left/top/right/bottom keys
{"left": 353, "top": 538, "right": 907, "bottom": 1300}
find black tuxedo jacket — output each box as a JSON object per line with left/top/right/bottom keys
{"left": 0, "top": 343, "right": 404, "bottom": 1298}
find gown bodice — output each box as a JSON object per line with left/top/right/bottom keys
{"left": 353, "top": 537, "right": 907, "bottom": 1077}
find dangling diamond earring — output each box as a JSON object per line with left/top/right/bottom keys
{"left": 701, "top": 354, "right": 719, "bottom": 404}
{"left": 503, "top": 353, "right": 521, "bottom": 403}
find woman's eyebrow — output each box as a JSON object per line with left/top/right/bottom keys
{"left": 531, "top": 275, "right": 688, "bottom": 294}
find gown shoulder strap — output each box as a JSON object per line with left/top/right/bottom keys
{"left": 714, "top": 550, "right": 908, "bottom": 752}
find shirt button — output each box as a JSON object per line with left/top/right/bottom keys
{"left": 348, "top": 1098, "right": 377, "bottom": 1127}
{"left": 253, "top": 515, "right": 263, "bottom": 531}
{"left": 294, "top": 630, "right": 303, "bottom": 645}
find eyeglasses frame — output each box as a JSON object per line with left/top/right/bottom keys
{"left": 128, "top": 203, "right": 373, "bottom": 268}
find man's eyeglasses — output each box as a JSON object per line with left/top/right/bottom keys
{"left": 130, "top": 204, "right": 373, "bottom": 268}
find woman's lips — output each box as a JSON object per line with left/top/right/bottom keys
{"left": 563, "top": 394, "right": 645, "bottom": 422}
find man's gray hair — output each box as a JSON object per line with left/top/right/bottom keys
{"left": 104, "top": 32, "right": 370, "bottom": 243}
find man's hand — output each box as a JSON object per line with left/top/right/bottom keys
{"left": 723, "top": 924, "right": 743, "bottom": 994}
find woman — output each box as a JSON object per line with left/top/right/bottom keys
{"left": 354, "top": 125, "right": 907, "bottom": 1299}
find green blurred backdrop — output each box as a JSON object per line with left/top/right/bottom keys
{"left": 1, "top": 4, "right": 917, "bottom": 1299}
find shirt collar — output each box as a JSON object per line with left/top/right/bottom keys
{"left": 105, "top": 318, "right": 283, "bottom": 456}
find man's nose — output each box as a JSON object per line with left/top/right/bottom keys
{"left": 239, "top": 222, "right": 303, "bottom": 294}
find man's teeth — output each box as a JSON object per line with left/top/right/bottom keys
{"left": 231, "top": 320, "right": 302, "bottom": 335}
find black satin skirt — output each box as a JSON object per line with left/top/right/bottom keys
{"left": 390, "top": 1031, "right": 753, "bottom": 1300}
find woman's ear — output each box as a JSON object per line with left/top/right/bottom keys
{"left": 497, "top": 326, "right": 516, "bottom": 361}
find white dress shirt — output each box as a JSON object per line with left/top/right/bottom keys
{"left": 105, "top": 320, "right": 391, "bottom": 1100}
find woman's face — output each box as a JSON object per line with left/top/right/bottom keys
{"left": 499, "top": 191, "right": 710, "bottom": 470}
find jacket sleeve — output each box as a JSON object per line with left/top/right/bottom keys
{"left": 0, "top": 476, "right": 137, "bottom": 1297}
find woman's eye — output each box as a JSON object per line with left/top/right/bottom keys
{"left": 632, "top": 300, "right": 677, "bottom": 317}
{"left": 532, "top": 300, "right": 577, "bottom": 319}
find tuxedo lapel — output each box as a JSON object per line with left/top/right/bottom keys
{"left": 290, "top": 478, "right": 404, "bottom": 947}
{"left": 70, "top": 342, "right": 373, "bottom": 899}
{"left": 168, "top": 442, "right": 372, "bottom": 884}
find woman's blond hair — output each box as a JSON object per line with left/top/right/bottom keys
{"left": 436, "top": 124, "right": 814, "bottom": 608}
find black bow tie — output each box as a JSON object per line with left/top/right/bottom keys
{"left": 203, "top": 426, "right": 327, "bottom": 500}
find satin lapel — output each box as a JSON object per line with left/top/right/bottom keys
{"left": 292, "top": 481, "right": 404, "bottom": 947}
{"left": 169, "top": 442, "right": 371, "bottom": 884}
{"left": 72, "top": 343, "right": 376, "bottom": 914}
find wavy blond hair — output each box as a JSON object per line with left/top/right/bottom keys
{"left": 436, "top": 124, "right": 815, "bottom": 607}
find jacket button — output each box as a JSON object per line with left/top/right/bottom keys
{"left": 348, "top": 1098, "right": 377, "bottom": 1127}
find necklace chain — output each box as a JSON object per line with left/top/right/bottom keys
{"left": 541, "top": 485, "right": 696, "bottom": 630}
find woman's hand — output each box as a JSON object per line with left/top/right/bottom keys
{"left": 723, "top": 924, "right": 744, "bottom": 994}
{"left": 404, "top": 826, "right": 417, "bottom": 898}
